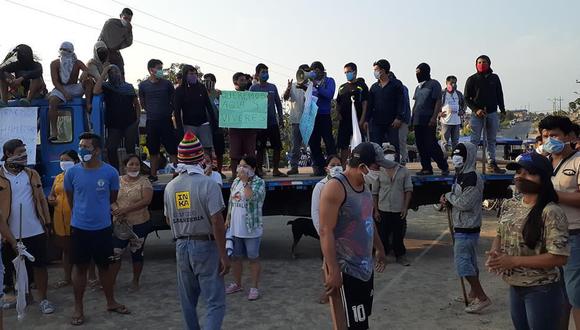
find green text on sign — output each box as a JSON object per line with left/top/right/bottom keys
{"left": 219, "top": 91, "right": 268, "bottom": 129}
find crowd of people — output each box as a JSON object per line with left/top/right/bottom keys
{"left": 1, "top": 6, "right": 580, "bottom": 330}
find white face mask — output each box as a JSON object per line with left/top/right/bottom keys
{"left": 384, "top": 154, "right": 395, "bottom": 162}
{"left": 362, "top": 165, "right": 380, "bottom": 184}
{"left": 127, "top": 171, "right": 140, "bottom": 177}
{"left": 329, "top": 166, "right": 343, "bottom": 177}
{"left": 452, "top": 155, "right": 464, "bottom": 168}
{"left": 60, "top": 161, "right": 75, "bottom": 172}
{"left": 373, "top": 70, "right": 381, "bottom": 79}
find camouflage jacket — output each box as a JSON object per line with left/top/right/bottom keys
{"left": 497, "top": 198, "right": 570, "bottom": 287}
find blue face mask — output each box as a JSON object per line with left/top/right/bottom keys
{"left": 155, "top": 69, "right": 164, "bottom": 79}
{"left": 543, "top": 137, "right": 565, "bottom": 154}
{"left": 260, "top": 72, "right": 269, "bottom": 82}
{"left": 78, "top": 148, "right": 93, "bottom": 162}
{"left": 307, "top": 71, "right": 317, "bottom": 79}
{"left": 345, "top": 71, "right": 355, "bottom": 81}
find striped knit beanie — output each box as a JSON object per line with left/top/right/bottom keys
{"left": 178, "top": 131, "right": 204, "bottom": 164}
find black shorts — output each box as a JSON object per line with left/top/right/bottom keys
{"left": 337, "top": 120, "right": 354, "bottom": 149}
{"left": 256, "top": 126, "right": 282, "bottom": 150}
{"left": 5, "top": 233, "right": 48, "bottom": 268}
{"left": 212, "top": 130, "right": 226, "bottom": 156}
{"left": 70, "top": 226, "right": 115, "bottom": 267}
{"left": 341, "top": 272, "right": 374, "bottom": 330}
{"left": 146, "top": 119, "right": 178, "bottom": 156}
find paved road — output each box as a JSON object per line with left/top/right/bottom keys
{"left": 498, "top": 121, "right": 533, "bottom": 139}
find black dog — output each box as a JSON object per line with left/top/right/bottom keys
{"left": 287, "top": 217, "right": 320, "bottom": 258}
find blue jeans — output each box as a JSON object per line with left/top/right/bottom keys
{"left": 563, "top": 234, "right": 580, "bottom": 307}
{"left": 441, "top": 124, "right": 460, "bottom": 150}
{"left": 509, "top": 282, "right": 563, "bottom": 330}
{"left": 176, "top": 239, "right": 225, "bottom": 330}
{"left": 470, "top": 111, "right": 499, "bottom": 163}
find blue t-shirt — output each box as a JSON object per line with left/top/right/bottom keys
{"left": 412, "top": 79, "right": 442, "bottom": 126}
{"left": 64, "top": 162, "right": 120, "bottom": 230}
{"left": 249, "top": 82, "right": 283, "bottom": 127}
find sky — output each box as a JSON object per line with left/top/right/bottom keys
{"left": 3, "top": 0, "right": 580, "bottom": 113}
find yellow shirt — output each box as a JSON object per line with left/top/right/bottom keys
{"left": 52, "top": 173, "right": 71, "bottom": 236}
{"left": 115, "top": 176, "right": 152, "bottom": 225}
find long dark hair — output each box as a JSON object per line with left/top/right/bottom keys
{"left": 522, "top": 174, "right": 559, "bottom": 249}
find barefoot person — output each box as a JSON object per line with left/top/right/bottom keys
{"left": 164, "top": 132, "right": 229, "bottom": 330}
{"left": 487, "top": 152, "right": 569, "bottom": 329}
{"left": 48, "top": 150, "right": 80, "bottom": 289}
{"left": 225, "top": 156, "right": 266, "bottom": 301}
{"left": 64, "top": 133, "right": 129, "bottom": 326}
{"left": 319, "top": 142, "right": 388, "bottom": 330}
{"left": 110, "top": 154, "right": 153, "bottom": 292}
{"left": 441, "top": 142, "right": 491, "bottom": 313}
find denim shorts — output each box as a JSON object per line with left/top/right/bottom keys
{"left": 564, "top": 234, "right": 580, "bottom": 307}
{"left": 232, "top": 236, "right": 261, "bottom": 259}
{"left": 453, "top": 233, "right": 480, "bottom": 277}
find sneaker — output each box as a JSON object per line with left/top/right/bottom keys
{"left": 39, "top": 299, "right": 55, "bottom": 314}
{"left": 396, "top": 256, "right": 411, "bottom": 266}
{"left": 248, "top": 288, "right": 260, "bottom": 301}
{"left": 225, "top": 283, "right": 242, "bottom": 295}
{"left": 490, "top": 163, "right": 506, "bottom": 174}
{"left": 286, "top": 167, "right": 299, "bottom": 175}
{"left": 464, "top": 298, "right": 491, "bottom": 314}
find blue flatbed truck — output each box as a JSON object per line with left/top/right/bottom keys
{"left": 8, "top": 96, "right": 515, "bottom": 231}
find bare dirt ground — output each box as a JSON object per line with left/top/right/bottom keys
{"left": 5, "top": 207, "right": 517, "bottom": 330}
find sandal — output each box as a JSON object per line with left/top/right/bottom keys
{"left": 71, "top": 315, "right": 85, "bottom": 326}
{"left": 54, "top": 280, "right": 71, "bottom": 289}
{"left": 107, "top": 304, "right": 130, "bottom": 315}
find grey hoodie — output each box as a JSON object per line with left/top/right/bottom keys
{"left": 445, "top": 142, "right": 483, "bottom": 231}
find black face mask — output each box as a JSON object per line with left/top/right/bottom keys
{"left": 97, "top": 49, "right": 108, "bottom": 62}
{"left": 515, "top": 177, "right": 542, "bottom": 194}
{"left": 416, "top": 63, "right": 431, "bottom": 83}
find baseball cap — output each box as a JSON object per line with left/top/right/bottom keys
{"left": 506, "top": 152, "right": 553, "bottom": 178}
{"left": 351, "top": 142, "right": 397, "bottom": 169}
{"left": 2, "top": 139, "right": 26, "bottom": 161}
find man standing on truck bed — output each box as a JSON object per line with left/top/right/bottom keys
{"left": 164, "top": 131, "right": 229, "bottom": 330}
{"left": 138, "top": 59, "right": 178, "bottom": 182}
{"left": 98, "top": 8, "right": 133, "bottom": 77}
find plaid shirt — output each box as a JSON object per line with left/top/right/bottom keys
{"left": 229, "top": 176, "right": 266, "bottom": 232}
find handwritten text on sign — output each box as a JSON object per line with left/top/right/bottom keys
{"left": 219, "top": 91, "right": 267, "bottom": 129}
{"left": 0, "top": 107, "right": 38, "bottom": 164}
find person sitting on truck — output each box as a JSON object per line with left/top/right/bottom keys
{"left": 94, "top": 64, "right": 140, "bottom": 170}
{"left": 174, "top": 65, "right": 217, "bottom": 157}
{"left": 48, "top": 41, "right": 89, "bottom": 141}
{"left": 225, "top": 155, "right": 266, "bottom": 301}
{"left": 98, "top": 7, "right": 133, "bottom": 77}
{"left": 48, "top": 150, "right": 80, "bottom": 289}
{"left": 110, "top": 154, "right": 153, "bottom": 293}
{"left": 138, "top": 59, "right": 178, "bottom": 182}
{"left": 372, "top": 143, "right": 413, "bottom": 267}
{"left": 0, "top": 44, "right": 46, "bottom": 106}
{"left": 440, "top": 142, "right": 491, "bottom": 314}
{"left": 0, "top": 139, "right": 55, "bottom": 314}
{"left": 310, "top": 154, "right": 342, "bottom": 304}
{"left": 84, "top": 41, "right": 110, "bottom": 114}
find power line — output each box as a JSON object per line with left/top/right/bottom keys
{"left": 110, "top": 0, "right": 295, "bottom": 73}
{"left": 5, "top": 0, "right": 239, "bottom": 73}
{"left": 63, "top": 0, "right": 267, "bottom": 72}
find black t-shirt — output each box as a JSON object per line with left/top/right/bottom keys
{"left": 336, "top": 78, "right": 369, "bottom": 123}
{"left": 102, "top": 83, "right": 137, "bottom": 129}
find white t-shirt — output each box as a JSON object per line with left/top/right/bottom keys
{"left": 230, "top": 181, "right": 262, "bottom": 238}
{"left": 311, "top": 177, "right": 329, "bottom": 234}
{"left": 208, "top": 171, "right": 223, "bottom": 187}
{"left": 289, "top": 83, "right": 306, "bottom": 124}
{"left": 440, "top": 91, "right": 461, "bottom": 125}
{"left": 4, "top": 167, "right": 45, "bottom": 239}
